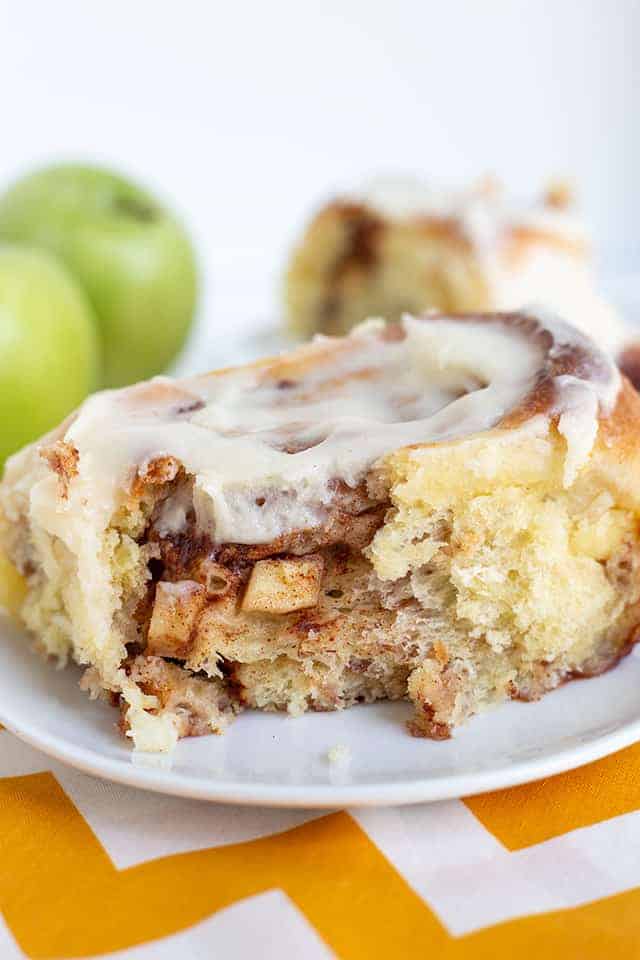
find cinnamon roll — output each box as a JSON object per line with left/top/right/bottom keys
{"left": 2, "top": 309, "right": 640, "bottom": 751}
{"left": 284, "top": 177, "right": 625, "bottom": 362}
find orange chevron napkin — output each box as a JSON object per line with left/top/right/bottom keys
{"left": 1, "top": 728, "right": 639, "bottom": 959}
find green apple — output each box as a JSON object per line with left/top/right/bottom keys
{"left": 0, "top": 246, "right": 99, "bottom": 465}
{"left": 0, "top": 165, "right": 198, "bottom": 387}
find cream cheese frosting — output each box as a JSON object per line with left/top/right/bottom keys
{"left": 9, "top": 310, "right": 620, "bottom": 549}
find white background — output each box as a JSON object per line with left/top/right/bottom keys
{"left": 1, "top": 0, "right": 638, "bottom": 361}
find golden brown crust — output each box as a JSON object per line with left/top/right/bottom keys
{"left": 596, "top": 376, "right": 640, "bottom": 461}
{"left": 501, "top": 225, "right": 587, "bottom": 266}
{"left": 618, "top": 342, "right": 640, "bottom": 391}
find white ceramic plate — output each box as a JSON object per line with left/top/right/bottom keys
{"left": 2, "top": 613, "right": 640, "bottom": 807}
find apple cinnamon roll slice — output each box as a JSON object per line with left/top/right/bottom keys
{"left": 2, "top": 309, "right": 640, "bottom": 751}
{"left": 284, "top": 177, "right": 626, "bottom": 366}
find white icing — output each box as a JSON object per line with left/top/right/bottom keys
{"left": 13, "top": 311, "right": 620, "bottom": 547}
{"left": 538, "top": 308, "right": 620, "bottom": 486}
{"left": 557, "top": 383, "right": 599, "bottom": 487}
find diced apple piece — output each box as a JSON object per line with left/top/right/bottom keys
{"left": 147, "top": 580, "right": 207, "bottom": 657}
{"left": 241, "top": 556, "right": 323, "bottom": 614}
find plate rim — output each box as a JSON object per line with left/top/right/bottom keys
{"left": 2, "top": 699, "right": 640, "bottom": 808}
